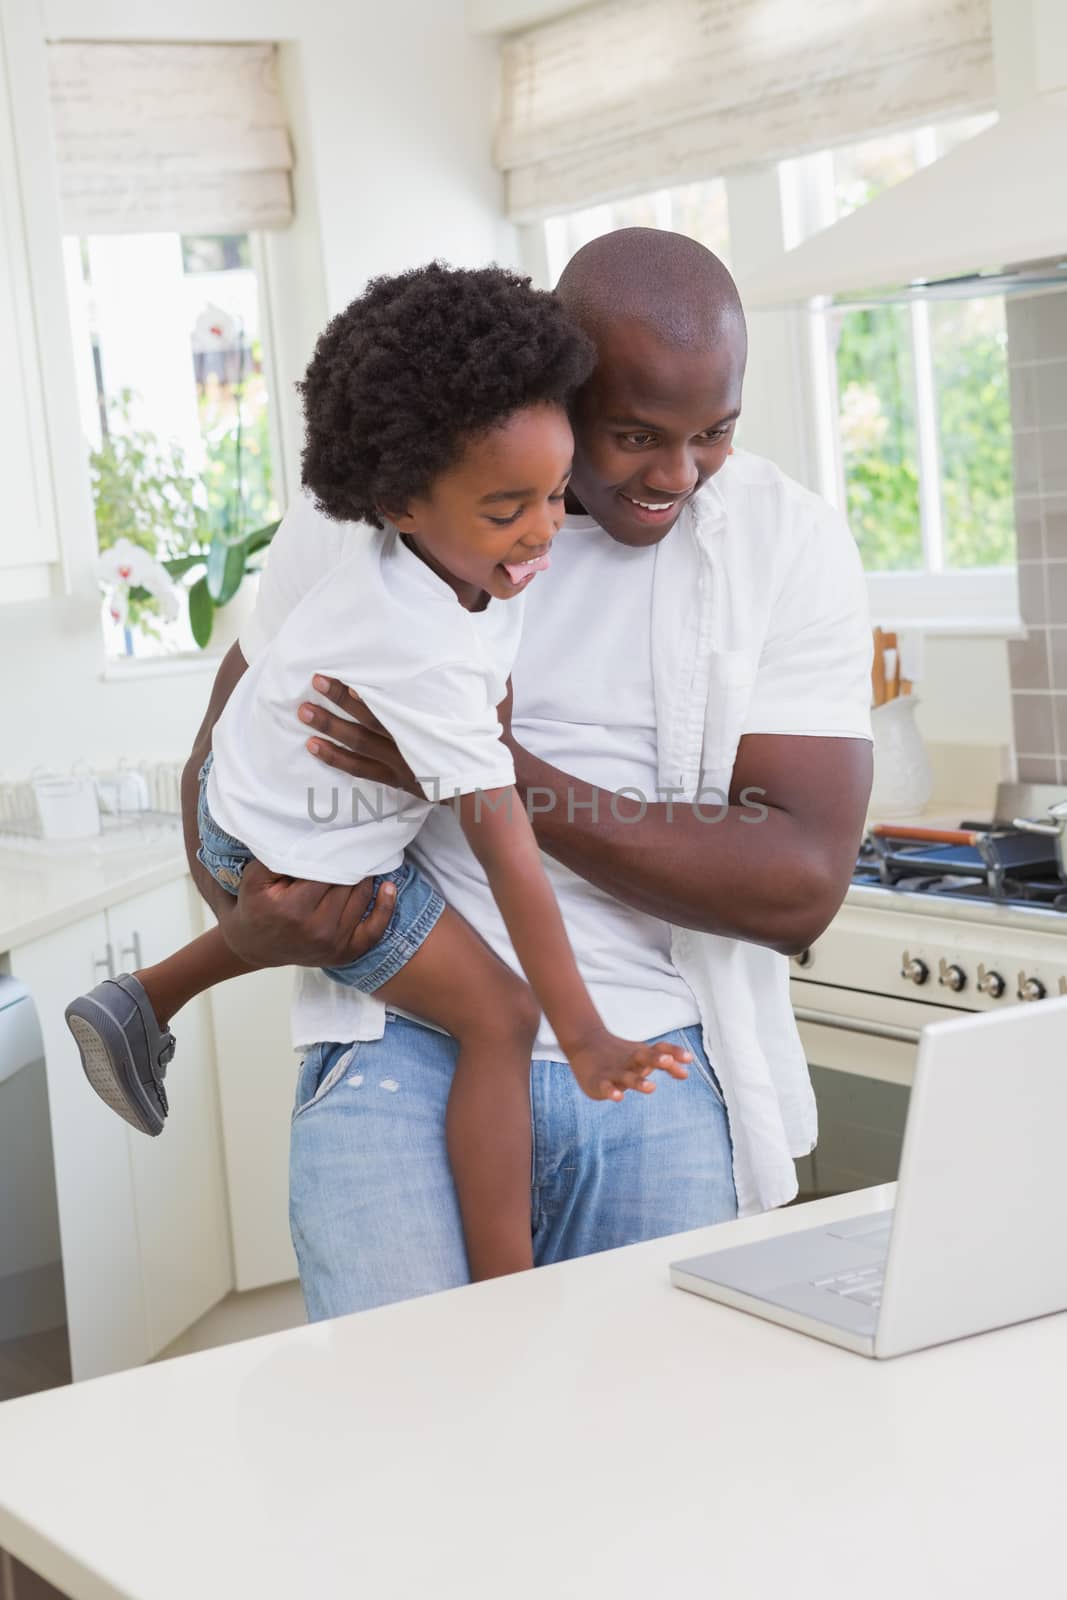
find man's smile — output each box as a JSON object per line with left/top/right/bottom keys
{"left": 617, "top": 489, "right": 692, "bottom": 524}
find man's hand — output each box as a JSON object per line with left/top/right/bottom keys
{"left": 299, "top": 675, "right": 421, "bottom": 798}
{"left": 220, "top": 859, "right": 397, "bottom": 968}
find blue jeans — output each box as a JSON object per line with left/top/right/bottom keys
{"left": 289, "top": 1012, "right": 737, "bottom": 1320}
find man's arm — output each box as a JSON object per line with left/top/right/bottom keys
{"left": 181, "top": 645, "right": 396, "bottom": 967}
{"left": 505, "top": 731, "right": 871, "bottom": 956}
{"left": 297, "top": 680, "right": 871, "bottom": 957}
{"left": 181, "top": 643, "right": 250, "bottom": 920}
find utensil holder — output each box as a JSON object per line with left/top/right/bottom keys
{"left": 869, "top": 695, "right": 933, "bottom": 817}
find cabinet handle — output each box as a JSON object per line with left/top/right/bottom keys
{"left": 93, "top": 943, "right": 115, "bottom": 981}
{"left": 119, "top": 930, "right": 143, "bottom": 971}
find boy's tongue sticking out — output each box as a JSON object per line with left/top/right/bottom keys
{"left": 501, "top": 552, "right": 551, "bottom": 587}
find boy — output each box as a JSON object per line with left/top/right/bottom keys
{"left": 66, "top": 264, "right": 690, "bottom": 1282}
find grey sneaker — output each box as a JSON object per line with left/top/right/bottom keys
{"left": 65, "top": 975, "right": 173, "bottom": 1137}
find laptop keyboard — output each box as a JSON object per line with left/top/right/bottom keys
{"left": 811, "top": 1262, "right": 885, "bottom": 1308}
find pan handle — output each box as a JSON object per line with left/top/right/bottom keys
{"left": 870, "top": 824, "right": 980, "bottom": 847}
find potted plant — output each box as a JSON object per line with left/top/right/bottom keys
{"left": 92, "top": 308, "right": 279, "bottom": 652}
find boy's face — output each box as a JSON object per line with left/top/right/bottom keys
{"left": 388, "top": 403, "right": 574, "bottom": 607}
{"left": 568, "top": 318, "right": 744, "bottom": 547}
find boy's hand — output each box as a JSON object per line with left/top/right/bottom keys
{"left": 299, "top": 675, "right": 421, "bottom": 798}
{"left": 567, "top": 1035, "right": 691, "bottom": 1103}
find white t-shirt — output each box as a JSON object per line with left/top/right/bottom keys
{"left": 210, "top": 523, "right": 519, "bottom": 882}
{"left": 241, "top": 453, "right": 873, "bottom": 1216}
{"left": 409, "top": 516, "right": 700, "bottom": 1055}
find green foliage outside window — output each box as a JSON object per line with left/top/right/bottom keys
{"left": 929, "top": 301, "right": 1015, "bottom": 568}
{"left": 834, "top": 297, "right": 1015, "bottom": 574}
{"left": 836, "top": 306, "right": 923, "bottom": 571}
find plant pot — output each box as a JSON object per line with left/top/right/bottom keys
{"left": 869, "top": 695, "right": 933, "bottom": 817}
{"left": 206, "top": 573, "right": 261, "bottom": 656}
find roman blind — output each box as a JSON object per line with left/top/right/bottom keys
{"left": 47, "top": 42, "right": 293, "bottom": 234}
{"left": 497, "top": 0, "right": 995, "bottom": 220}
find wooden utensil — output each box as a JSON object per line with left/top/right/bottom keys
{"left": 871, "top": 626, "right": 887, "bottom": 707}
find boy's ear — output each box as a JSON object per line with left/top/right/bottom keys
{"left": 379, "top": 501, "right": 415, "bottom": 530}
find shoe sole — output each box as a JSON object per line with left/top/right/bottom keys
{"left": 66, "top": 1001, "right": 165, "bottom": 1137}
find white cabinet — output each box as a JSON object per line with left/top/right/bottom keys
{"left": 207, "top": 945, "right": 299, "bottom": 1291}
{"left": 112, "top": 882, "right": 232, "bottom": 1354}
{"left": 9, "top": 878, "right": 232, "bottom": 1380}
{"left": 10, "top": 910, "right": 148, "bottom": 1380}
{"left": 0, "top": 9, "right": 59, "bottom": 599}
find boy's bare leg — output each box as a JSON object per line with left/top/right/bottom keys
{"left": 375, "top": 906, "right": 539, "bottom": 1282}
{"left": 136, "top": 926, "right": 258, "bottom": 1026}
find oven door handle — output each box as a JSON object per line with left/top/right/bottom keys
{"left": 792, "top": 1006, "right": 922, "bottom": 1045}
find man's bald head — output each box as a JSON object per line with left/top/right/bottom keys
{"left": 554, "top": 227, "right": 746, "bottom": 548}
{"left": 556, "top": 226, "right": 746, "bottom": 359}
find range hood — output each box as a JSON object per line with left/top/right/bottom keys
{"left": 743, "top": 88, "right": 1067, "bottom": 308}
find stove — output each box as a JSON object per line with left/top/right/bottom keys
{"left": 790, "top": 782, "right": 1067, "bottom": 1199}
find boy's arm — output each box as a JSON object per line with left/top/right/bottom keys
{"left": 181, "top": 644, "right": 395, "bottom": 967}
{"left": 456, "top": 789, "right": 605, "bottom": 1056}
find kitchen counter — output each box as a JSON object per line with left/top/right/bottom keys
{"left": 0, "top": 1186, "right": 1062, "bottom": 1600}
{"left": 0, "top": 825, "right": 186, "bottom": 951}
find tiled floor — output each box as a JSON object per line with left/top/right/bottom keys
{"left": 0, "top": 1328, "right": 71, "bottom": 1406}
{"left": 153, "top": 1279, "right": 307, "bottom": 1362}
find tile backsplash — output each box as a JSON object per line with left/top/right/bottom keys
{"left": 1006, "top": 289, "right": 1067, "bottom": 785}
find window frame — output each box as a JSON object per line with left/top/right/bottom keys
{"left": 782, "top": 143, "right": 1021, "bottom": 634}
{"left": 65, "top": 224, "right": 287, "bottom": 665}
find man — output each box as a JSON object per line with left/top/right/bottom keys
{"left": 182, "top": 228, "right": 872, "bottom": 1318}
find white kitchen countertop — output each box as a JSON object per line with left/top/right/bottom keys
{"left": 0, "top": 1185, "right": 1063, "bottom": 1600}
{"left": 0, "top": 826, "right": 187, "bottom": 952}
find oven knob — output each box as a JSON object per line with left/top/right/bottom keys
{"left": 977, "top": 964, "right": 1006, "bottom": 1000}
{"left": 938, "top": 959, "right": 967, "bottom": 993}
{"left": 792, "top": 947, "right": 814, "bottom": 969}
{"left": 901, "top": 951, "right": 929, "bottom": 985}
{"left": 1017, "top": 972, "right": 1046, "bottom": 1002}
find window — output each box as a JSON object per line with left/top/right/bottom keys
{"left": 63, "top": 229, "right": 280, "bottom": 659}
{"left": 543, "top": 178, "right": 730, "bottom": 286}
{"left": 783, "top": 116, "right": 1018, "bottom": 616}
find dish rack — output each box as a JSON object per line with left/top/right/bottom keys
{"left": 0, "top": 761, "right": 185, "bottom": 854}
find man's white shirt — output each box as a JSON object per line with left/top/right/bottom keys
{"left": 240, "top": 451, "right": 872, "bottom": 1215}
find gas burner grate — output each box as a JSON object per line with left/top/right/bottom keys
{"left": 853, "top": 822, "right": 1067, "bottom": 911}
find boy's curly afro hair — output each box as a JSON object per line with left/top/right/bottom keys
{"left": 299, "top": 262, "right": 597, "bottom": 529}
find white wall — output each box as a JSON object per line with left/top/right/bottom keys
{"left": 1, "top": 0, "right": 513, "bottom": 775}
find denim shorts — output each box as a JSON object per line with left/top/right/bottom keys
{"left": 196, "top": 755, "right": 445, "bottom": 993}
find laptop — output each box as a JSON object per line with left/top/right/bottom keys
{"left": 670, "top": 996, "right": 1067, "bottom": 1358}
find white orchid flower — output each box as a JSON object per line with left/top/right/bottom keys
{"left": 191, "top": 302, "right": 242, "bottom": 353}
{"left": 104, "top": 585, "right": 129, "bottom": 628}
{"left": 96, "top": 537, "right": 154, "bottom": 588}
{"left": 97, "top": 536, "right": 182, "bottom": 624}
{"left": 154, "top": 584, "right": 181, "bottom": 622}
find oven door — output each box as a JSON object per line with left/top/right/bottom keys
{"left": 790, "top": 977, "right": 964, "bottom": 1201}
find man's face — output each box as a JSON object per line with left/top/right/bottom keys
{"left": 568, "top": 318, "right": 744, "bottom": 547}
